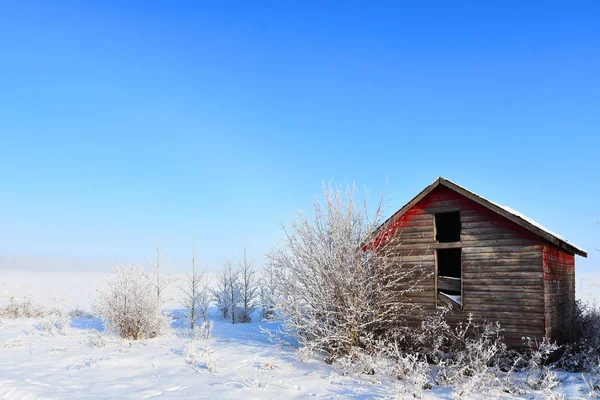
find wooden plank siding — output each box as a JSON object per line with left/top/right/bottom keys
{"left": 374, "top": 185, "right": 547, "bottom": 346}
{"left": 543, "top": 245, "right": 576, "bottom": 343}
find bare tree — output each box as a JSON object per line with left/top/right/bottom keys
{"left": 259, "top": 260, "right": 278, "bottom": 320}
{"left": 212, "top": 266, "right": 230, "bottom": 320}
{"left": 238, "top": 248, "right": 258, "bottom": 323}
{"left": 180, "top": 243, "right": 211, "bottom": 329}
{"left": 268, "top": 182, "right": 426, "bottom": 360}
{"left": 145, "top": 241, "right": 174, "bottom": 309}
{"left": 212, "top": 257, "right": 240, "bottom": 323}
{"left": 223, "top": 257, "right": 241, "bottom": 324}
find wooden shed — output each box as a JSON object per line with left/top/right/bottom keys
{"left": 369, "top": 177, "right": 587, "bottom": 347}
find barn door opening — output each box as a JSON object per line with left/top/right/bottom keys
{"left": 436, "top": 248, "right": 462, "bottom": 307}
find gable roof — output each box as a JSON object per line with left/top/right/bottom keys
{"left": 372, "top": 177, "right": 587, "bottom": 257}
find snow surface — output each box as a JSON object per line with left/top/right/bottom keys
{"left": 438, "top": 275, "right": 461, "bottom": 281}
{"left": 1, "top": 271, "right": 600, "bottom": 399}
{"left": 438, "top": 292, "right": 462, "bottom": 306}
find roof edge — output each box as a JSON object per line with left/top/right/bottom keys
{"left": 370, "top": 177, "right": 587, "bottom": 258}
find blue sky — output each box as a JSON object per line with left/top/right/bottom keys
{"left": 0, "top": 1, "right": 598, "bottom": 273}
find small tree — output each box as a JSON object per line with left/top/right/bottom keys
{"left": 238, "top": 248, "right": 258, "bottom": 323}
{"left": 259, "top": 260, "right": 278, "bottom": 320}
{"left": 223, "top": 258, "right": 241, "bottom": 324}
{"left": 180, "top": 244, "right": 211, "bottom": 330}
{"left": 94, "top": 263, "right": 169, "bottom": 340}
{"left": 212, "top": 258, "right": 241, "bottom": 323}
{"left": 145, "top": 242, "right": 175, "bottom": 309}
{"left": 212, "top": 266, "right": 231, "bottom": 320}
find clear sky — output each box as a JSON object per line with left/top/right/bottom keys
{"left": 0, "top": 1, "right": 598, "bottom": 273}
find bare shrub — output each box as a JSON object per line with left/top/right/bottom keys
{"left": 423, "top": 314, "right": 504, "bottom": 398}
{"left": 556, "top": 300, "right": 600, "bottom": 373}
{"left": 388, "top": 309, "right": 507, "bottom": 399}
{"left": 268, "top": 182, "right": 427, "bottom": 361}
{"left": 0, "top": 297, "right": 47, "bottom": 318}
{"left": 88, "top": 330, "right": 108, "bottom": 348}
{"left": 184, "top": 341, "right": 218, "bottom": 373}
{"left": 202, "top": 346, "right": 218, "bottom": 373}
{"left": 193, "top": 320, "right": 214, "bottom": 341}
{"left": 521, "top": 337, "right": 560, "bottom": 390}
{"left": 581, "top": 374, "right": 600, "bottom": 398}
{"left": 335, "top": 345, "right": 392, "bottom": 377}
{"left": 68, "top": 308, "right": 94, "bottom": 319}
{"left": 93, "top": 263, "right": 170, "bottom": 340}
{"left": 183, "top": 340, "right": 197, "bottom": 365}
{"left": 39, "top": 311, "right": 71, "bottom": 336}
{"left": 394, "top": 353, "right": 432, "bottom": 399}
{"left": 2, "top": 338, "right": 25, "bottom": 349}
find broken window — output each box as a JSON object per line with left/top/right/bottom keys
{"left": 437, "top": 248, "right": 462, "bottom": 307}
{"left": 435, "top": 211, "right": 461, "bottom": 242}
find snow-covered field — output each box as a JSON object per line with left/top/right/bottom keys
{"left": 1, "top": 270, "right": 599, "bottom": 399}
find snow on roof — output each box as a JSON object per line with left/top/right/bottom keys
{"left": 492, "top": 203, "right": 586, "bottom": 254}
{"left": 439, "top": 177, "right": 587, "bottom": 255}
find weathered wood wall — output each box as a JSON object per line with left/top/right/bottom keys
{"left": 375, "top": 185, "right": 553, "bottom": 347}
{"left": 543, "top": 245, "right": 576, "bottom": 343}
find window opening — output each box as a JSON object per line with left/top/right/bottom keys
{"left": 435, "top": 211, "right": 461, "bottom": 242}
{"left": 437, "top": 248, "right": 462, "bottom": 306}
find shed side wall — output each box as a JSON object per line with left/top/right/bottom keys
{"left": 542, "top": 245, "right": 576, "bottom": 343}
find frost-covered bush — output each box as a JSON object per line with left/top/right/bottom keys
{"left": 68, "top": 308, "right": 94, "bottom": 319}
{"left": 394, "top": 353, "right": 432, "bottom": 399}
{"left": 93, "top": 264, "right": 170, "bottom": 340}
{"left": 183, "top": 340, "right": 197, "bottom": 365}
{"left": 555, "top": 300, "right": 600, "bottom": 373}
{"left": 1, "top": 297, "right": 71, "bottom": 336}
{"left": 439, "top": 316, "right": 506, "bottom": 399}
{"left": 268, "top": 183, "right": 427, "bottom": 361}
{"left": 88, "top": 330, "right": 108, "bottom": 348}
{"left": 42, "top": 311, "right": 71, "bottom": 335}
{"left": 390, "top": 309, "right": 507, "bottom": 399}
{"left": 335, "top": 345, "right": 392, "bottom": 377}
{"left": 193, "top": 320, "right": 214, "bottom": 341}
{"left": 520, "top": 337, "right": 560, "bottom": 390}
{"left": 183, "top": 341, "right": 218, "bottom": 373}
{"left": 202, "top": 346, "right": 218, "bottom": 373}
{"left": 395, "top": 309, "right": 505, "bottom": 365}
{"left": 0, "top": 297, "right": 47, "bottom": 318}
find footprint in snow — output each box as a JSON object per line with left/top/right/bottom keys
{"left": 165, "top": 386, "right": 190, "bottom": 392}
{"left": 142, "top": 391, "right": 163, "bottom": 398}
